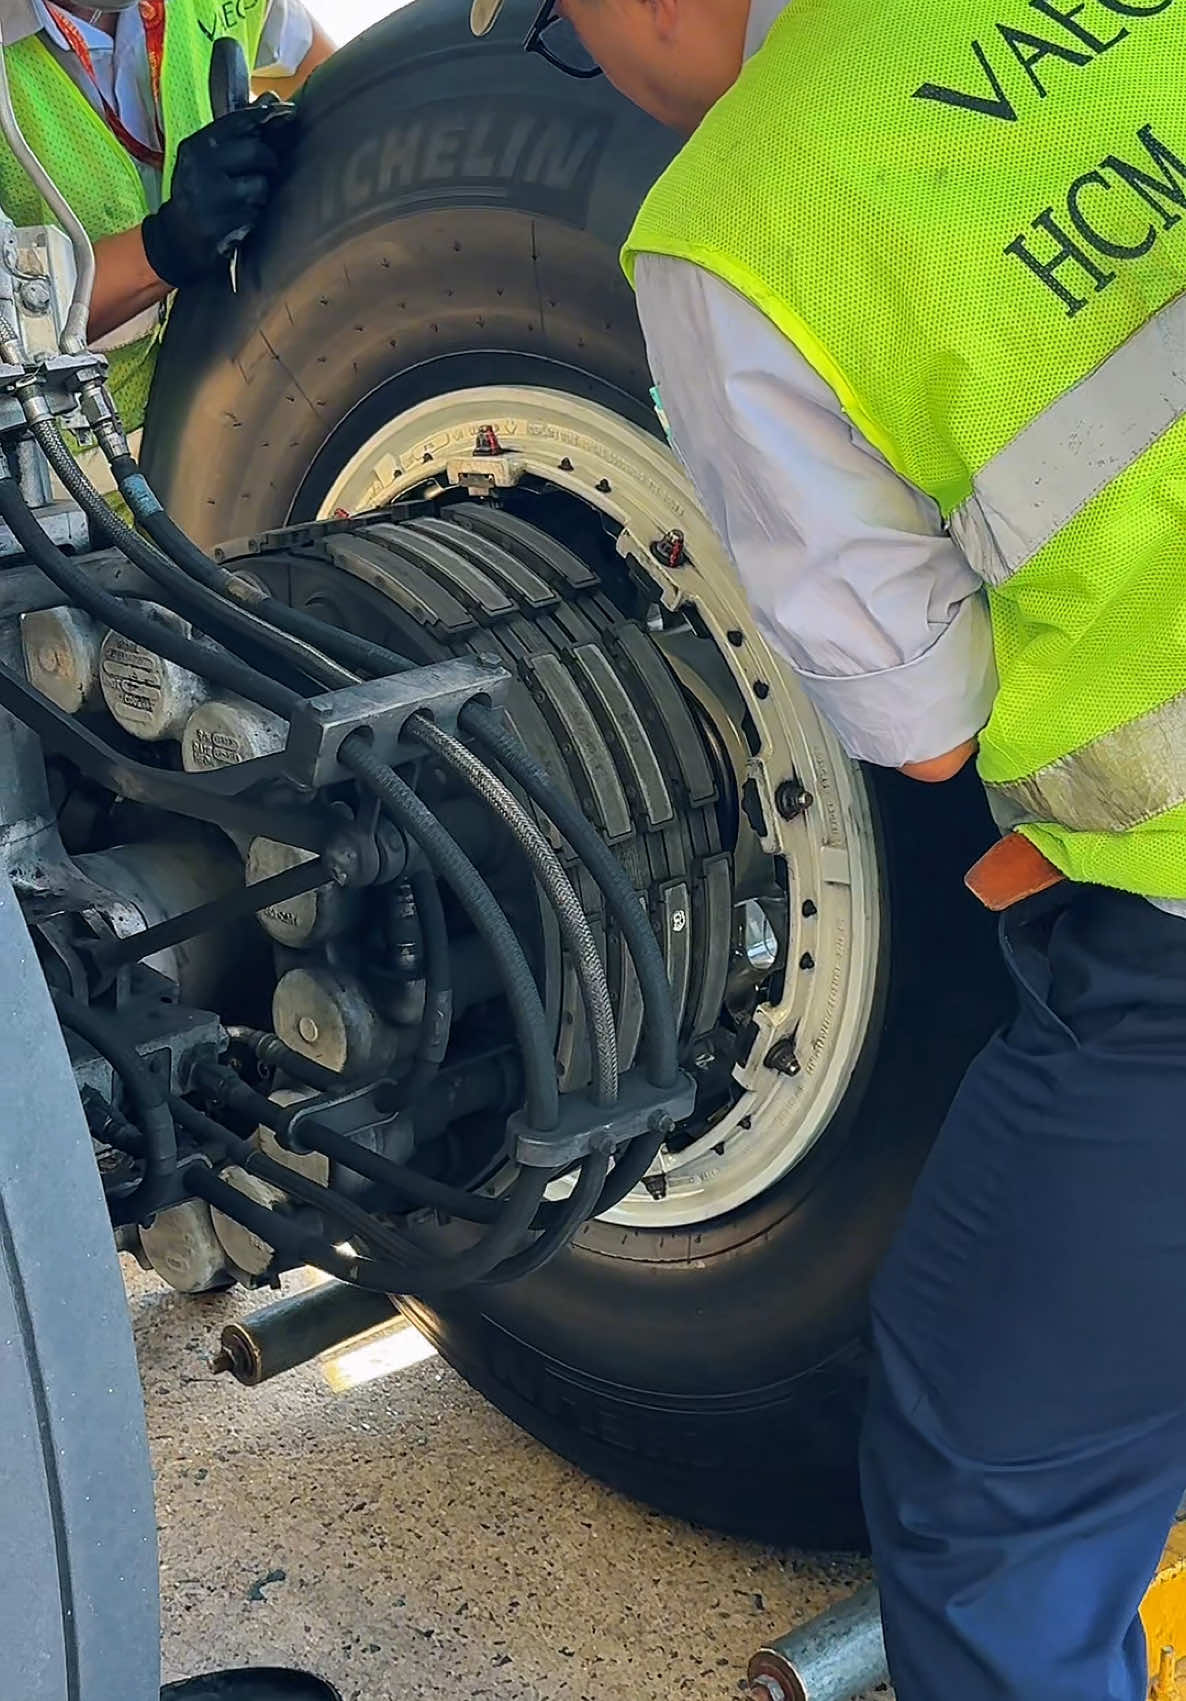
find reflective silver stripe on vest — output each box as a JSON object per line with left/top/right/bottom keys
{"left": 984, "top": 686, "right": 1186, "bottom": 834}
{"left": 950, "top": 292, "right": 1186, "bottom": 587}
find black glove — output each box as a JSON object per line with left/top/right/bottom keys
{"left": 141, "top": 102, "right": 298, "bottom": 291}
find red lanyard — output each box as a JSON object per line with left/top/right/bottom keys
{"left": 46, "top": 2, "right": 167, "bottom": 171}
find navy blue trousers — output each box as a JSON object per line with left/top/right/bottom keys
{"left": 862, "top": 886, "right": 1186, "bottom": 1701}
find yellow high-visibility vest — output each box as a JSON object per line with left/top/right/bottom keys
{"left": 625, "top": 0, "right": 1186, "bottom": 899}
{"left": 0, "top": 0, "right": 268, "bottom": 433}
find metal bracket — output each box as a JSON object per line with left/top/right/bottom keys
{"left": 283, "top": 655, "right": 511, "bottom": 789}
{"left": 210, "top": 501, "right": 435, "bottom": 563}
{"left": 508, "top": 1067, "right": 697, "bottom": 1170}
{"left": 65, "top": 984, "right": 224, "bottom": 1104}
{"left": 283, "top": 1080, "right": 416, "bottom": 1168}
{"left": 0, "top": 661, "right": 339, "bottom": 849}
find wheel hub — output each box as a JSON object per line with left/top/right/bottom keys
{"left": 317, "top": 386, "right": 883, "bottom": 1228}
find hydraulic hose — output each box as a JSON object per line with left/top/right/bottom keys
{"left": 256, "top": 1093, "right": 649, "bottom": 1238}
{"left": 340, "top": 735, "right": 560, "bottom": 1134}
{"left": 170, "top": 1097, "right": 423, "bottom": 1264}
{"left": 409, "top": 712, "right": 618, "bottom": 1107}
{"left": 479, "top": 1148, "right": 611, "bottom": 1286}
{"left": 32, "top": 422, "right": 357, "bottom": 693}
{"left": 52, "top": 990, "right": 176, "bottom": 1213}
{"left": 589, "top": 1125, "right": 668, "bottom": 1217}
{"left": 193, "top": 1066, "right": 554, "bottom": 1291}
{"left": 460, "top": 703, "right": 678, "bottom": 1089}
{"left": 106, "top": 454, "right": 419, "bottom": 681}
{"left": 185, "top": 1091, "right": 551, "bottom": 1294}
{"left": 0, "top": 475, "right": 300, "bottom": 720}
{"left": 184, "top": 1164, "right": 404, "bottom": 1292}
{"left": 391, "top": 868, "right": 452, "bottom": 1110}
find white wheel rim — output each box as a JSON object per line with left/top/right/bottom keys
{"left": 321, "top": 387, "right": 882, "bottom": 1229}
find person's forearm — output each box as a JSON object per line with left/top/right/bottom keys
{"left": 253, "top": 22, "right": 335, "bottom": 99}
{"left": 89, "top": 227, "right": 170, "bottom": 343}
{"left": 899, "top": 738, "right": 979, "bottom": 783}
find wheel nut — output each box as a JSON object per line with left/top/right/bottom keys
{"left": 775, "top": 779, "right": 814, "bottom": 820}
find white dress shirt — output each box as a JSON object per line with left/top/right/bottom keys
{"left": 633, "top": 0, "right": 997, "bottom": 769}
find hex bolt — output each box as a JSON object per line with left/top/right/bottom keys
{"left": 18, "top": 277, "right": 51, "bottom": 315}
{"left": 776, "top": 779, "right": 814, "bottom": 821}
{"left": 766, "top": 1038, "right": 801, "bottom": 1078}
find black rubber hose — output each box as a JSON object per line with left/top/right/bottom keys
{"left": 51, "top": 990, "right": 176, "bottom": 1213}
{"left": 0, "top": 475, "right": 299, "bottom": 720}
{"left": 479, "top": 1149, "right": 611, "bottom": 1286}
{"left": 589, "top": 1125, "right": 668, "bottom": 1217}
{"left": 460, "top": 703, "right": 678, "bottom": 1088}
{"left": 170, "top": 1097, "right": 423, "bottom": 1264}
{"left": 183, "top": 1164, "right": 400, "bottom": 1291}
{"left": 409, "top": 713, "right": 618, "bottom": 1107}
{"left": 194, "top": 1067, "right": 553, "bottom": 1292}
{"left": 390, "top": 868, "right": 452, "bottom": 1111}
{"left": 339, "top": 735, "right": 560, "bottom": 1133}
{"left": 32, "top": 423, "right": 355, "bottom": 693}
{"left": 275, "top": 1105, "right": 645, "bottom": 1237}
{"left": 109, "top": 455, "right": 419, "bottom": 680}
{"left": 189, "top": 1138, "right": 549, "bottom": 1295}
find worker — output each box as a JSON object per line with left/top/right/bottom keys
{"left": 0, "top": 0, "right": 334, "bottom": 453}
{"left": 472, "top": 0, "right": 1186, "bottom": 1697}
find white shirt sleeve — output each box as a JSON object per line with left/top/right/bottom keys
{"left": 633, "top": 254, "right": 998, "bottom": 768}
{"left": 256, "top": 0, "right": 316, "bottom": 76}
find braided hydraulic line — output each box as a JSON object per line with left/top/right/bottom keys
{"left": 460, "top": 702, "right": 679, "bottom": 1090}
{"left": 183, "top": 1076, "right": 609, "bottom": 1290}
{"left": 409, "top": 712, "right": 619, "bottom": 1107}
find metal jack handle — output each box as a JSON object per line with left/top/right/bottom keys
{"left": 748, "top": 1585, "right": 889, "bottom": 1701}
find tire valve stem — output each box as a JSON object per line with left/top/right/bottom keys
{"left": 650, "top": 528, "right": 686, "bottom": 569}
{"left": 473, "top": 425, "right": 504, "bottom": 456}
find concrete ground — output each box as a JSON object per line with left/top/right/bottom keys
{"left": 128, "top": 1264, "right": 882, "bottom": 1701}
